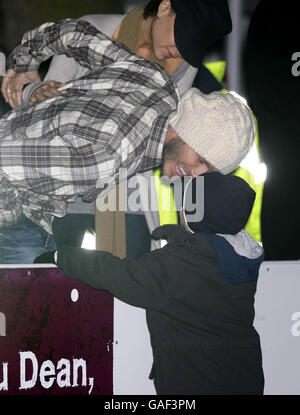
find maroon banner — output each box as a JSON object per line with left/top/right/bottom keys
{"left": 0, "top": 267, "right": 113, "bottom": 395}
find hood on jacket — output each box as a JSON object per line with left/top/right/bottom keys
{"left": 182, "top": 172, "right": 256, "bottom": 235}
{"left": 152, "top": 224, "right": 264, "bottom": 285}
{"left": 202, "top": 230, "right": 264, "bottom": 284}
{"left": 180, "top": 172, "right": 264, "bottom": 284}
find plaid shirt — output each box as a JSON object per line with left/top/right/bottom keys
{"left": 0, "top": 19, "right": 178, "bottom": 232}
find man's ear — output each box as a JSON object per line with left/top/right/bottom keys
{"left": 191, "top": 163, "right": 209, "bottom": 178}
{"left": 157, "top": 0, "right": 173, "bottom": 18}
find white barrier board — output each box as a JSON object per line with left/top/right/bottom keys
{"left": 254, "top": 261, "right": 300, "bottom": 395}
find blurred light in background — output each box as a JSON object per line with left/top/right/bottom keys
{"left": 240, "top": 144, "right": 267, "bottom": 185}
{"left": 81, "top": 228, "right": 96, "bottom": 250}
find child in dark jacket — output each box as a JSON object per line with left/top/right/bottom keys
{"left": 35, "top": 172, "right": 265, "bottom": 395}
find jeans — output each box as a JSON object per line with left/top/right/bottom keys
{"left": 0, "top": 214, "right": 95, "bottom": 264}
{"left": 0, "top": 216, "right": 57, "bottom": 264}
{"left": 0, "top": 213, "right": 150, "bottom": 264}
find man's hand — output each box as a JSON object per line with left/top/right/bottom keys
{"left": 29, "top": 80, "right": 64, "bottom": 106}
{"left": 1, "top": 69, "right": 41, "bottom": 108}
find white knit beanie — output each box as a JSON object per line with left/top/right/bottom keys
{"left": 169, "top": 88, "right": 256, "bottom": 174}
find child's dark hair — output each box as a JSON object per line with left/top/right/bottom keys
{"left": 143, "top": 0, "right": 162, "bottom": 19}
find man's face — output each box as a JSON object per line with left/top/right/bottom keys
{"left": 151, "top": 6, "right": 182, "bottom": 61}
{"left": 162, "top": 132, "right": 209, "bottom": 179}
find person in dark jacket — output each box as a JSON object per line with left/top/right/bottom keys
{"left": 35, "top": 172, "right": 265, "bottom": 395}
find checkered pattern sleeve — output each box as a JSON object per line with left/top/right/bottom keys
{"left": 7, "top": 18, "right": 136, "bottom": 74}
{"left": 0, "top": 19, "right": 179, "bottom": 232}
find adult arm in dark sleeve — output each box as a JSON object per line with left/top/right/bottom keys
{"left": 57, "top": 246, "right": 168, "bottom": 311}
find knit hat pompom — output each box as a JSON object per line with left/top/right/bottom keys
{"left": 169, "top": 88, "right": 256, "bottom": 174}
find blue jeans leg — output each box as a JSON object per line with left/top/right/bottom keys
{"left": 0, "top": 215, "right": 57, "bottom": 264}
